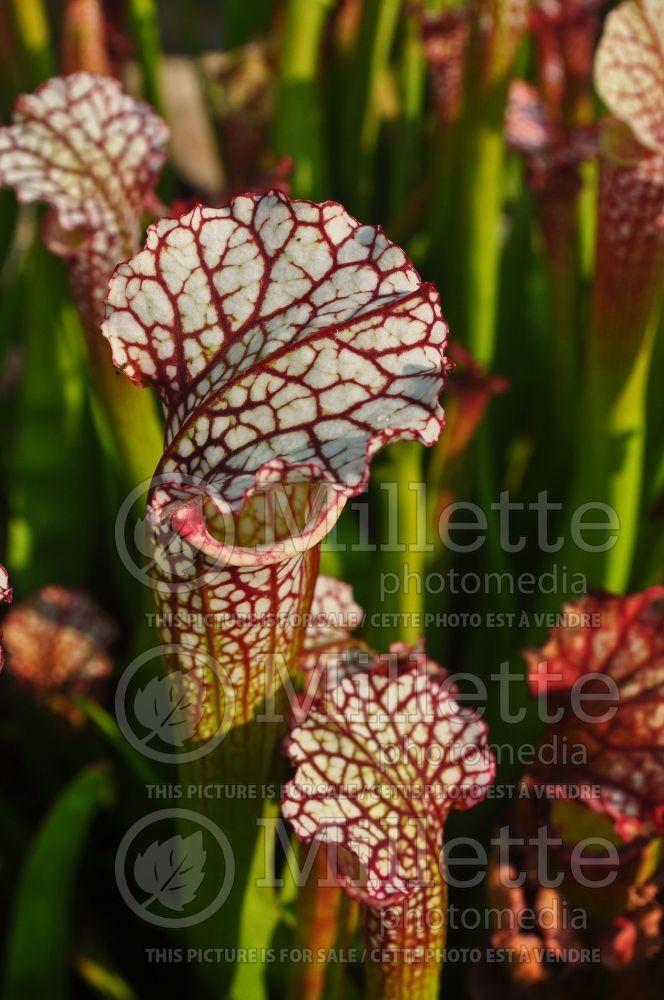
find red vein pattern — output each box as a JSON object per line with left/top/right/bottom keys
{"left": 526, "top": 588, "right": 664, "bottom": 841}
{"left": 0, "top": 564, "right": 12, "bottom": 669}
{"left": 102, "top": 191, "right": 450, "bottom": 729}
{"left": 505, "top": 78, "right": 598, "bottom": 272}
{"left": 591, "top": 4, "right": 664, "bottom": 354}
{"left": 420, "top": 7, "right": 469, "bottom": 124}
{"left": 592, "top": 123, "right": 664, "bottom": 355}
{"left": 419, "top": 0, "right": 527, "bottom": 117}
{"left": 530, "top": 0, "right": 601, "bottom": 118}
{"left": 303, "top": 575, "right": 365, "bottom": 657}
{"left": 595, "top": 0, "right": 664, "bottom": 155}
{"left": 505, "top": 2, "right": 598, "bottom": 333}
{"left": 505, "top": 78, "right": 597, "bottom": 171}
{"left": 477, "top": 0, "right": 529, "bottom": 88}
{"left": 291, "top": 575, "right": 366, "bottom": 996}
{"left": 0, "top": 73, "right": 169, "bottom": 331}
{"left": 283, "top": 656, "right": 494, "bottom": 996}
{"left": 505, "top": 79, "right": 562, "bottom": 157}
{"left": 2, "top": 585, "right": 115, "bottom": 701}
{"left": 296, "top": 575, "right": 370, "bottom": 725}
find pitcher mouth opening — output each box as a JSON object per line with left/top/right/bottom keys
{"left": 149, "top": 479, "right": 348, "bottom": 568}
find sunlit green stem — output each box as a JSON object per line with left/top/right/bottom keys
{"left": 390, "top": 8, "right": 427, "bottom": 214}
{"left": 52, "top": 3, "right": 165, "bottom": 487}
{"left": 276, "top": 0, "right": 334, "bottom": 200}
{"left": 635, "top": 321, "right": 664, "bottom": 587}
{"left": 126, "top": 0, "right": 165, "bottom": 115}
{"left": 178, "top": 707, "right": 286, "bottom": 998}
{"left": 364, "top": 872, "right": 446, "bottom": 999}
{"left": 233, "top": 804, "right": 283, "bottom": 1000}
{"left": 7, "top": 0, "right": 53, "bottom": 86}
{"left": 86, "top": 334, "right": 164, "bottom": 489}
{"left": 288, "top": 844, "right": 343, "bottom": 1000}
{"left": 578, "top": 159, "right": 598, "bottom": 282}
{"left": 58, "top": 0, "right": 164, "bottom": 495}
{"left": 427, "top": 45, "right": 511, "bottom": 650}
{"left": 460, "top": 99, "right": 505, "bottom": 367}
{"left": 7, "top": 244, "right": 95, "bottom": 595}
{"left": 342, "top": 0, "right": 402, "bottom": 213}
{"left": 428, "top": 0, "right": 518, "bottom": 364}
{"left": 535, "top": 194, "right": 583, "bottom": 458}
{"left": 564, "top": 316, "right": 659, "bottom": 592}
{"left": 167, "top": 544, "right": 319, "bottom": 996}
{"left": 637, "top": 501, "right": 664, "bottom": 588}
{"left": 374, "top": 442, "right": 429, "bottom": 648}
{"left": 453, "top": 99, "right": 510, "bottom": 623}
